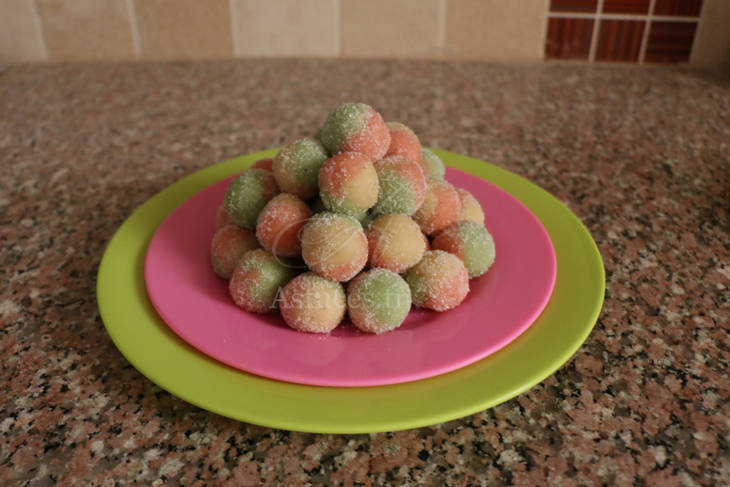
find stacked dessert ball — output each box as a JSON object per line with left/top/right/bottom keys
{"left": 211, "top": 102, "right": 496, "bottom": 334}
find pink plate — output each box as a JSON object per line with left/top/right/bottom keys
{"left": 144, "top": 168, "right": 557, "bottom": 387}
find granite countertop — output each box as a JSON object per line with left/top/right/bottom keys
{"left": 1, "top": 60, "right": 728, "bottom": 486}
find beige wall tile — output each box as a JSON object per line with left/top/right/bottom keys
{"left": 341, "top": 0, "right": 441, "bottom": 58}
{"left": 445, "top": 0, "right": 547, "bottom": 61}
{"left": 135, "top": 0, "right": 233, "bottom": 59}
{"left": 233, "top": 0, "right": 337, "bottom": 57}
{"left": 0, "top": 0, "right": 46, "bottom": 62}
{"left": 691, "top": 0, "right": 730, "bottom": 73}
{"left": 37, "top": 0, "right": 135, "bottom": 61}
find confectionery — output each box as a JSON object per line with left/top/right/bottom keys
{"left": 301, "top": 212, "right": 368, "bottom": 282}
{"left": 413, "top": 179, "right": 461, "bottom": 235}
{"left": 366, "top": 214, "right": 426, "bottom": 273}
{"left": 346, "top": 268, "right": 412, "bottom": 334}
{"left": 251, "top": 158, "right": 274, "bottom": 172}
{"left": 272, "top": 137, "right": 329, "bottom": 198}
{"left": 215, "top": 203, "right": 234, "bottom": 229}
{"left": 320, "top": 103, "right": 390, "bottom": 161}
{"left": 371, "top": 156, "right": 427, "bottom": 216}
{"left": 228, "top": 249, "right": 296, "bottom": 313}
{"left": 279, "top": 272, "right": 347, "bottom": 333}
{"left": 420, "top": 148, "right": 446, "bottom": 179}
{"left": 210, "top": 224, "right": 260, "bottom": 279}
{"left": 319, "top": 152, "right": 379, "bottom": 217}
{"left": 255, "top": 193, "right": 313, "bottom": 257}
{"left": 224, "top": 168, "right": 280, "bottom": 230}
{"left": 405, "top": 250, "right": 469, "bottom": 311}
{"left": 385, "top": 122, "right": 422, "bottom": 162}
{"left": 456, "top": 188, "right": 485, "bottom": 224}
{"left": 432, "top": 220, "right": 496, "bottom": 278}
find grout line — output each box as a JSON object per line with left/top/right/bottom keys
{"left": 547, "top": 12, "right": 700, "bottom": 22}
{"left": 126, "top": 0, "right": 141, "bottom": 59}
{"left": 437, "top": 0, "right": 447, "bottom": 50}
{"left": 588, "top": 0, "right": 605, "bottom": 62}
{"left": 540, "top": 0, "right": 550, "bottom": 61}
{"left": 228, "top": 0, "right": 239, "bottom": 57}
{"left": 29, "top": 0, "right": 49, "bottom": 61}
{"left": 638, "top": 0, "right": 657, "bottom": 64}
{"left": 334, "top": 0, "right": 341, "bottom": 56}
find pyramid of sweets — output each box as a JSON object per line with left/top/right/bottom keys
{"left": 211, "top": 103, "right": 496, "bottom": 334}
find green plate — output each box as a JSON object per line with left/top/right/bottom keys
{"left": 97, "top": 149, "right": 605, "bottom": 433}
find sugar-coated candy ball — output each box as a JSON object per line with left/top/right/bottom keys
{"left": 456, "top": 188, "right": 485, "bottom": 224}
{"left": 366, "top": 214, "right": 426, "bottom": 273}
{"left": 320, "top": 103, "right": 390, "bottom": 161}
{"left": 413, "top": 179, "right": 461, "bottom": 236}
{"left": 224, "top": 168, "right": 280, "bottom": 230}
{"left": 210, "top": 225, "right": 260, "bottom": 279}
{"left": 405, "top": 250, "right": 469, "bottom": 311}
{"left": 420, "top": 148, "right": 446, "bottom": 180}
{"left": 280, "top": 272, "right": 346, "bottom": 333}
{"left": 215, "top": 203, "right": 234, "bottom": 229}
{"left": 385, "top": 122, "right": 422, "bottom": 163}
{"left": 432, "top": 221, "right": 495, "bottom": 278}
{"left": 229, "top": 249, "right": 296, "bottom": 313}
{"left": 273, "top": 137, "right": 329, "bottom": 198}
{"left": 319, "top": 152, "right": 379, "bottom": 217}
{"left": 256, "top": 193, "right": 313, "bottom": 258}
{"left": 251, "top": 158, "right": 274, "bottom": 172}
{"left": 301, "top": 212, "right": 368, "bottom": 282}
{"left": 371, "top": 156, "right": 427, "bottom": 216}
{"left": 347, "top": 269, "right": 412, "bottom": 334}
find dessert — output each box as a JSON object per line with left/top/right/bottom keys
{"left": 272, "top": 137, "right": 328, "bottom": 198}
{"left": 347, "top": 269, "right": 412, "bottom": 334}
{"left": 456, "top": 188, "right": 485, "bottom": 224}
{"left": 413, "top": 179, "right": 461, "bottom": 235}
{"left": 432, "top": 221, "right": 496, "bottom": 278}
{"left": 224, "top": 168, "right": 280, "bottom": 229}
{"left": 256, "top": 193, "right": 313, "bottom": 258}
{"left": 405, "top": 250, "right": 470, "bottom": 311}
{"left": 371, "top": 156, "right": 427, "bottom": 216}
{"left": 215, "top": 203, "right": 234, "bottom": 229}
{"left": 251, "top": 158, "right": 274, "bottom": 172}
{"left": 229, "top": 249, "right": 296, "bottom": 313}
{"left": 319, "top": 152, "right": 379, "bottom": 217}
{"left": 280, "top": 272, "right": 346, "bottom": 333}
{"left": 300, "top": 212, "right": 368, "bottom": 282}
{"left": 210, "top": 225, "right": 260, "bottom": 279}
{"left": 320, "top": 103, "right": 390, "bottom": 160}
{"left": 420, "top": 148, "right": 446, "bottom": 180}
{"left": 385, "top": 122, "right": 422, "bottom": 162}
{"left": 366, "top": 214, "right": 426, "bottom": 273}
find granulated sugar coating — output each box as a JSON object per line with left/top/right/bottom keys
{"left": 215, "top": 203, "right": 234, "bottom": 229}
{"left": 432, "top": 220, "right": 496, "bottom": 278}
{"left": 280, "top": 272, "right": 346, "bottom": 333}
{"left": 413, "top": 179, "right": 462, "bottom": 236}
{"left": 255, "top": 193, "right": 313, "bottom": 258}
{"left": 224, "top": 168, "right": 280, "bottom": 229}
{"left": 301, "top": 212, "right": 368, "bottom": 282}
{"left": 320, "top": 103, "right": 390, "bottom": 161}
{"left": 229, "top": 249, "right": 296, "bottom": 314}
{"left": 347, "top": 268, "right": 412, "bottom": 334}
{"left": 319, "top": 152, "right": 379, "bottom": 217}
{"left": 251, "top": 158, "right": 274, "bottom": 172}
{"left": 405, "top": 250, "right": 470, "bottom": 311}
{"left": 456, "top": 188, "right": 485, "bottom": 225}
{"left": 385, "top": 122, "right": 422, "bottom": 163}
{"left": 371, "top": 156, "right": 427, "bottom": 216}
{"left": 210, "top": 224, "right": 260, "bottom": 279}
{"left": 366, "top": 214, "right": 426, "bottom": 273}
{"left": 420, "top": 148, "right": 446, "bottom": 179}
{"left": 273, "top": 137, "right": 329, "bottom": 198}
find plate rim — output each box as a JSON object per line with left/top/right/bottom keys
{"left": 97, "top": 148, "right": 605, "bottom": 433}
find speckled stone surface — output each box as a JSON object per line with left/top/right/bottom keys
{"left": 1, "top": 60, "right": 729, "bottom": 486}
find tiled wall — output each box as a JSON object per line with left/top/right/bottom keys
{"left": 545, "top": 0, "right": 705, "bottom": 63}
{"left": 0, "top": 0, "right": 727, "bottom": 70}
